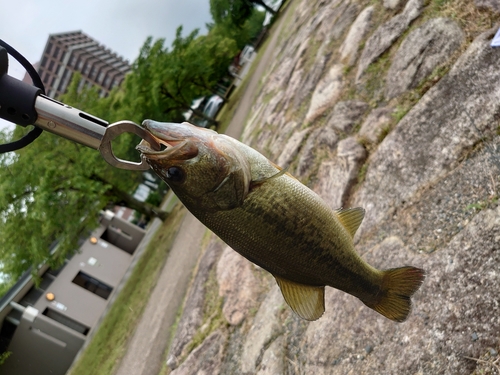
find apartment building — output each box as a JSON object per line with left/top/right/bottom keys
{"left": 28, "top": 31, "right": 131, "bottom": 98}
{"left": 0, "top": 211, "right": 145, "bottom": 375}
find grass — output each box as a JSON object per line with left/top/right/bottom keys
{"left": 68, "top": 204, "right": 186, "bottom": 375}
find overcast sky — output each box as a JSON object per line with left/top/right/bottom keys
{"left": 2, "top": 0, "right": 212, "bottom": 76}
{"left": 0, "top": 0, "right": 213, "bottom": 131}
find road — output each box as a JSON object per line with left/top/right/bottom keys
{"left": 114, "top": 7, "right": 289, "bottom": 375}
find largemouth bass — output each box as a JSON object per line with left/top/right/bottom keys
{"left": 137, "top": 120, "right": 425, "bottom": 322}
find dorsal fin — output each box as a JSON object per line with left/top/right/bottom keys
{"left": 335, "top": 207, "right": 365, "bottom": 238}
{"left": 274, "top": 276, "right": 325, "bottom": 321}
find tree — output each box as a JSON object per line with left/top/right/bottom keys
{"left": 210, "top": 0, "right": 275, "bottom": 27}
{"left": 125, "top": 27, "right": 238, "bottom": 126}
{"left": 210, "top": 0, "right": 254, "bottom": 26}
{"left": 0, "top": 14, "right": 249, "bottom": 290}
{"left": 210, "top": 0, "right": 267, "bottom": 48}
{"left": 250, "top": 0, "right": 277, "bottom": 15}
{"left": 0, "top": 78, "right": 169, "bottom": 289}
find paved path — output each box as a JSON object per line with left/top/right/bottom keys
{"left": 225, "top": 19, "right": 284, "bottom": 140}
{"left": 114, "top": 212, "right": 204, "bottom": 375}
{"left": 114, "top": 7, "right": 290, "bottom": 375}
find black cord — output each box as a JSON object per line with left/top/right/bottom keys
{"left": 0, "top": 39, "right": 44, "bottom": 153}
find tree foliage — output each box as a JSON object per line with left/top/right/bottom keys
{"left": 0, "top": 74, "right": 166, "bottom": 289}
{"left": 210, "top": 0, "right": 274, "bottom": 28}
{"left": 0, "top": 5, "right": 265, "bottom": 293}
{"left": 209, "top": 0, "right": 266, "bottom": 49}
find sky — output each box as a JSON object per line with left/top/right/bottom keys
{"left": 0, "top": 0, "right": 213, "bottom": 131}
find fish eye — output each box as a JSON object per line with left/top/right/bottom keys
{"left": 166, "top": 166, "right": 185, "bottom": 183}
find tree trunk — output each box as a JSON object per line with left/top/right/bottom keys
{"left": 250, "top": 0, "right": 277, "bottom": 15}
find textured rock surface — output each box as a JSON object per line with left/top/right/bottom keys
{"left": 275, "top": 128, "right": 310, "bottom": 168}
{"left": 166, "top": 239, "right": 224, "bottom": 369}
{"left": 216, "top": 246, "right": 261, "bottom": 325}
{"left": 314, "top": 137, "right": 367, "bottom": 209}
{"left": 384, "top": 0, "right": 405, "bottom": 9}
{"left": 356, "top": 0, "right": 423, "bottom": 81}
{"left": 327, "top": 100, "right": 369, "bottom": 133}
{"left": 475, "top": 0, "right": 500, "bottom": 12}
{"left": 170, "top": 330, "right": 227, "bottom": 375}
{"left": 167, "top": 1, "right": 500, "bottom": 374}
{"left": 358, "top": 106, "right": 393, "bottom": 144}
{"left": 240, "top": 286, "right": 285, "bottom": 373}
{"left": 385, "top": 17, "right": 464, "bottom": 99}
{"left": 295, "top": 126, "right": 338, "bottom": 178}
{"left": 354, "top": 27, "right": 500, "bottom": 237}
{"left": 255, "top": 335, "right": 286, "bottom": 375}
{"left": 339, "top": 6, "right": 374, "bottom": 66}
{"left": 304, "top": 64, "right": 344, "bottom": 123}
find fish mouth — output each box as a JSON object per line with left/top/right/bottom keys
{"left": 136, "top": 120, "right": 199, "bottom": 161}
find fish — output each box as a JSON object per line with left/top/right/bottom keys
{"left": 137, "top": 120, "right": 425, "bottom": 322}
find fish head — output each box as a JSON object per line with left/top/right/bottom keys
{"left": 137, "top": 120, "right": 252, "bottom": 211}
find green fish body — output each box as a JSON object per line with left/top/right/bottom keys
{"left": 138, "top": 120, "right": 425, "bottom": 322}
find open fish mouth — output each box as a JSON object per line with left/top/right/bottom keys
{"left": 136, "top": 120, "right": 200, "bottom": 161}
{"left": 136, "top": 138, "right": 182, "bottom": 156}
{"left": 136, "top": 121, "right": 187, "bottom": 158}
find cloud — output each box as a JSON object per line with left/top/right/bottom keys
{"left": 0, "top": 0, "right": 212, "bottom": 131}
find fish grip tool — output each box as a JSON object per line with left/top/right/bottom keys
{"left": 0, "top": 40, "right": 161, "bottom": 170}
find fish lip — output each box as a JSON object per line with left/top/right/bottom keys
{"left": 137, "top": 120, "right": 189, "bottom": 156}
{"left": 136, "top": 139, "right": 179, "bottom": 156}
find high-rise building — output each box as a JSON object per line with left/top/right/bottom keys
{"left": 31, "top": 31, "right": 131, "bottom": 98}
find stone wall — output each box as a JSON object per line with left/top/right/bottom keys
{"left": 167, "top": 1, "right": 500, "bottom": 373}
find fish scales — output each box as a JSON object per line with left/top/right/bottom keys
{"left": 138, "top": 121, "right": 426, "bottom": 322}
{"left": 192, "top": 173, "right": 381, "bottom": 297}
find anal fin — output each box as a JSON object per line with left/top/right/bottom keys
{"left": 274, "top": 276, "right": 325, "bottom": 321}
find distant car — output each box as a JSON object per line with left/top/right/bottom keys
{"left": 183, "top": 97, "right": 205, "bottom": 121}
{"left": 240, "top": 45, "right": 255, "bottom": 66}
{"left": 194, "top": 95, "right": 224, "bottom": 128}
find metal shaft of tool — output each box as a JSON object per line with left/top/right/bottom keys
{"left": 33, "top": 94, "right": 107, "bottom": 149}
{"left": 32, "top": 95, "right": 161, "bottom": 170}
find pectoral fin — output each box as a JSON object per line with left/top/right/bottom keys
{"left": 334, "top": 207, "right": 365, "bottom": 238}
{"left": 274, "top": 276, "right": 325, "bottom": 321}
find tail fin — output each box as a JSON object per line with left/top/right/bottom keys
{"left": 370, "top": 266, "right": 425, "bottom": 322}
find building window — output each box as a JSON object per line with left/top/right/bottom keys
{"left": 42, "top": 308, "right": 90, "bottom": 335}
{"left": 58, "top": 70, "right": 70, "bottom": 92}
{"left": 72, "top": 271, "right": 113, "bottom": 300}
{"left": 77, "top": 78, "right": 85, "bottom": 92}
{"left": 98, "top": 71, "right": 105, "bottom": 84}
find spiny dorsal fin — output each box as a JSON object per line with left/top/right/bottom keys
{"left": 335, "top": 207, "right": 365, "bottom": 238}
{"left": 274, "top": 276, "right": 325, "bottom": 321}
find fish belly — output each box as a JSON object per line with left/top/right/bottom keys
{"left": 189, "top": 174, "right": 380, "bottom": 296}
